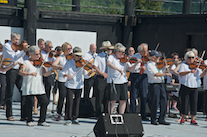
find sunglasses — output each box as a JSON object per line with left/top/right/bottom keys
{"left": 188, "top": 57, "right": 194, "bottom": 59}
{"left": 67, "top": 48, "right": 72, "bottom": 50}
{"left": 75, "top": 55, "right": 82, "bottom": 57}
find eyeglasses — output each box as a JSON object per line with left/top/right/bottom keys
{"left": 174, "top": 57, "right": 179, "bottom": 59}
{"left": 188, "top": 57, "right": 194, "bottom": 59}
{"left": 48, "top": 47, "right": 53, "bottom": 49}
{"left": 128, "top": 50, "right": 134, "bottom": 52}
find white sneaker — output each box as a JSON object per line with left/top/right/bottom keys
{"left": 26, "top": 122, "right": 34, "bottom": 127}
{"left": 37, "top": 122, "right": 50, "bottom": 127}
{"left": 64, "top": 120, "right": 72, "bottom": 126}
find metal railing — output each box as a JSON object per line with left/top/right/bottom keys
{"left": 16, "top": 0, "right": 206, "bottom": 15}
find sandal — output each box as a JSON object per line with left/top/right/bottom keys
{"left": 34, "top": 109, "right": 38, "bottom": 115}
{"left": 7, "top": 116, "right": 15, "bottom": 121}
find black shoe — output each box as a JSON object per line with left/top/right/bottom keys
{"left": 159, "top": 121, "right": 171, "bottom": 125}
{"left": 142, "top": 117, "right": 150, "bottom": 121}
{"left": 151, "top": 121, "right": 159, "bottom": 125}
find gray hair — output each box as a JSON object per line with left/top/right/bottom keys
{"left": 11, "top": 32, "right": 20, "bottom": 38}
{"left": 114, "top": 43, "right": 126, "bottom": 52}
{"left": 191, "top": 48, "right": 198, "bottom": 55}
{"left": 184, "top": 51, "right": 195, "bottom": 61}
{"left": 137, "top": 43, "right": 148, "bottom": 52}
{"left": 45, "top": 40, "right": 52, "bottom": 46}
{"left": 28, "top": 45, "right": 40, "bottom": 56}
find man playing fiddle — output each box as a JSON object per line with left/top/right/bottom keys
{"left": 130, "top": 43, "right": 149, "bottom": 121}
{"left": 3, "top": 32, "right": 29, "bottom": 121}
{"left": 146, "top": 50, "right": 171, "bottom": 125}
{"left": 41, "top": 40, "right": 56, "bottom": 101}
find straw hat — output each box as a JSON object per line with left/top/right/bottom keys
{"left": 99, "top": 41, "right": 114, "bottom": 50}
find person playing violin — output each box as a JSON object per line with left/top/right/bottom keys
{"left": 178, "top": 51, "right": 202, "bottom": 126}
{"left": 145, "top": 50, "right": 171, "bottom": 125}
{"left": 19, "top": 46, "right": 54, "bottom": 126}
{"left": 41, "top": 40, "right": 55, "bottom": 102}
{"left": 62, "top": 47, "right": 87, "bottom": 125}
{"left": 200, "top": 58, "right": 207, "bottom": 121}
{"left": 52, "top": 42, "right": 72, "bottom": 121}
{"left": 92, "top": 41, "right": 114, "bottom": 118}
{"left": 3, "top": 32, "right": 29, "bottom": 121}
{"left": 129, "top": 43, "right": 150, "bottom": 121}
{"left": 82, "top": 44, "right": 98, "bottom": 99}
{"left": 107, "top": 43, "right": 141, "bottom": 114}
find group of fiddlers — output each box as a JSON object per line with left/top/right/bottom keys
{"left": 0, "top": 31, "right": 206, "bottom": 127}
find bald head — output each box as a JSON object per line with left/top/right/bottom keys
{"left": 90, "top": 44, "right": 97, "bottom": 54}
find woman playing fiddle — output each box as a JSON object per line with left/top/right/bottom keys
{"left": 178, "top": 51, "right": 202, "bottom": 126}
{"left": 107, "top": 43, "right": 141, "bottom": 114}
{"left": 19, "top": 46, "right": 54, "bottom": 126}
{"left": 62, "top": 47, "right": 87, "bottom": 125}
{"left": 52, "top": 42, "right": 72, "bottom": 121}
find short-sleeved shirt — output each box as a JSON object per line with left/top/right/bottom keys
{"left": 107, "top": 54, "right": 130, "bottom": 84}
{"left": 61, "top": 59, "right": 86, "bottom": 89}
{"left": 93, "top": 51, "right": 106, "bottom": 74}
{"left": 146, "top": 60, "right": 165, "bottom": 83}
{"left": 178, "top": 62, "right": 202, "bottom": 88}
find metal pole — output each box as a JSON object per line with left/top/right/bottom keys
{"left": 72, "top": 0, "right": 80, "bottom": 12}
{"left": 182, "top": 0, "right": 191, "bottom": 14}
{"left": 24, "top": 0, "right": 37, "bottom": 45}
{"left": 123, "top": 0, "right": 135, "bottom": 49}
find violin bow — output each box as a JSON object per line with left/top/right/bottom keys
{"left": 154, "top": 42, "right": 160, "bottom": 51}
{"left": 197, "top": 50, "right": 205, "bottom": 69}
{"left": 70, "top": 56, "right": 94, "bottom": 79}
{"left": 163, "top": 53, "right": 170, "bottom": 73}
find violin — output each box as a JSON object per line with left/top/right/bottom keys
{"left": 0, "top": 58, "right": 13, "bottom": 66}
{"left": 156, "top": 58, "right": 174, "bottom": 69}
{"left": 55, "top": 51, "right": 62, "bottom": 57}
{"left": 142, "top": 53, "right": 150, "bottom": 64}
{"left": 75, "top": 58, "right": 93, "bottom": 70}
{"left": 120, "top": 55, "right": 138, "bottom": 64}
{"left": 66, "top": 53, "right": 73, "bottom": 60}
{"left": 33, "top": 59, "right": 52, "bottom": 68}
{"left": 189, "top": 62, "right": 207, "bottom": 70}
{"left": 48, "top": 50, "right": 56, "bottom": 58}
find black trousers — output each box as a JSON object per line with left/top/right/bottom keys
{"left": 149, "top": 83, "right": 167, "bottom": 123}
{"left": 57, "top": 81, "right": 67, "bottom": 115}
{"left": 43, "top": 75, "right": 54, "bottom": 101}
{"left": 84, "top": 75, "right": 96, "bottom": 98}
{"left": 25, "top": 94, "right": 49, "bottom": 123}
{"left": 94, "top": 75, "right": 108, "bottom": 117}
{"left": 180, "top": 84, "right": 198, "bottom": 116}
{"left": 5, "top": 69, "right": 26, "bottom": 118}
{"left": 130, "top": 73, "right": 148, "bottom": 118}
{"left": 0, "top": 73, "right": 6, "bottom": 106}
{"left": 66, "top": 88, "right": 82, "bottom": 120}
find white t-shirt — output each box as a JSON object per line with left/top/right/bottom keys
{"left": 107, "top": 54, "right": 130, "bottom": 84}
{"left": 146, "top": 60, "right": 166, "bottom": 83}
{"left": 93, "top": 51, "right": 107, "bottom": 74}
{"left": 178, "top": 62, "right": 202, "bottom": 88}
{"left": 62, "top": 59, "right": 86, "bottom": 89}
{"left": 21, "top": 60, "right": 45, "bottom": 96}
{"left": 3, "top": 41, "right": 25, "bottom": 69}
{"left": 57, "top": 54, "right": 67, "bottom": 82}
{"left": 82, "top": 51, "right": 97, "bottom": 79}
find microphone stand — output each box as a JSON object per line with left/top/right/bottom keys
{"left": 105, "top": 51, "right": 117, "bottom": 114}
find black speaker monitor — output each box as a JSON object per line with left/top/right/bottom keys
{"left": 94, "top": 113, "right": 144, "bottom": 137}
